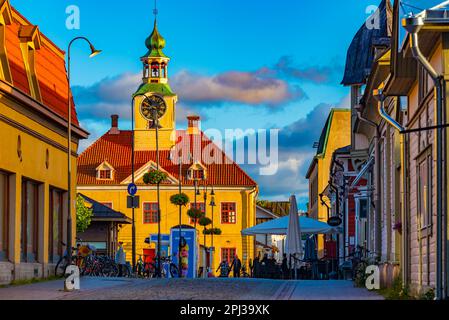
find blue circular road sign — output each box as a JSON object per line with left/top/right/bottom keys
{"left": 128, "top": 183, "right": 137, "bottom": 196}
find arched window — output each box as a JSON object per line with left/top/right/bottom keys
{"left": 143, "top": 61, "right": 150, "bottom": 79}
{"left": 161, "top": 62, "right": 166, "bottom": 78}
{"left": 151, "top": 61, "right": 160, "bottom": 78}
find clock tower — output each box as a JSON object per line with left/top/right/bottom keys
{"left": 133, "top": 15, "right": 178, "bottom": 151}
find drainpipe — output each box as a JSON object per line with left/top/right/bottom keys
{"left": 403, "top": 15, "right": 446, "bottom": 300}
{"left": 374, "top": 88, "right": 410, "bottom": 294}
{"left": 356, "top": 106, "right": 382, "bottom": 261}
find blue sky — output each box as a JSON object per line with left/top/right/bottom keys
{"left": 11, "top": 0, "right": 441, "bottom": 209}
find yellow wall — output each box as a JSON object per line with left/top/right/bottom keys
{"left": 0, "top": 92, "right": 79, "bottom": 266}
{"left": 78, "top": 186, "right": 257, "bottom": 274}
{"left": 314, "top": 109, "right": 351, "bottom": 256}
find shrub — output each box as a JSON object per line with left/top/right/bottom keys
{"left": 143, "top": 170, "right": 168, "bottom": 185}
{"left": 187, "top": 208, "right": 203, "bottom": 220}
{"left": 198, "top": 216, "right": 212, "bottom": 227}
{"left": 203, "top": 228, "right": 222, "bottom": 235}
{"left": 170, "top": 193, "right": 190, "bottom": 206}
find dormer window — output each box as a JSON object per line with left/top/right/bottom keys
{"left": 187, "top": 161, "right": 207, "bottom": 181}
{"left": 19, "top": 25, "right": 42, "bottom": 101}
{"left": 96, "top": 161, "right": 114, "bottom": 181}
{"left": 0, "top": 0, "right": 12, "bottom": 83}
{"left": 151, "top": 61, "right": 160, "bottom": 78}
{"left": 99, "top": 169, "right": 111, "bottom": 180}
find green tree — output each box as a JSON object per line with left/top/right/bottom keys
{"left": 76, "top": 195, "right": 93, "bottom": 234}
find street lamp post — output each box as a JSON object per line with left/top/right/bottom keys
{"left": 169, "top": 145, "right": 185, "bottom": 278}
{"left": 200, "top": 184, "right": 215, "bottom": 278}
{"left": 151, "top": 108, "right": 162, "bottom": 278}
{"left": 66, "top": 37, "right": 101, "bottom": 264}
{"left": 208, "top": 187, "right": 215, "bottom": 275}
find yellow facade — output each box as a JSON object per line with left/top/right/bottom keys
{"left": 307, "top": 109, "right": 350, "bottom": 256}
{"left": 77, "top": 186, "right": 257, "bottom": 273}
{"left": 0, "top": 2, "right": 88, "bottom": 284}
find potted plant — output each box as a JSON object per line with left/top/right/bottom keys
{"left": 143, "top": 170, "right": 168, "bottom": 185}
{"left": 393, "top": 221, "right": 402, "bottom": 234}
{"left": 203, "top": 228, "right": 222, "bottom": 235}
{"left": 170, "top": 193, "right": 190, "bottom": 207}
{"left": 199, "top": 217, "right": 212, "bottom": 247}
{"left": 187, "top": 208, "right": 203, "bottom": 228}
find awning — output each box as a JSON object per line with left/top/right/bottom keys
{"left": 351, "top": 157, "right": 374, "bottom": 188}
{"left": 241, "top": 215, "right": 340, "bottom": 236}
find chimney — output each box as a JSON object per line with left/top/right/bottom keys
{"left": 187, "top": 115, "right": 200, "bottom": 135}
{"left": 109, "top": 114, "right": 120, "bottom": 134}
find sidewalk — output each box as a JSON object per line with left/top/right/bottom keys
{"left": 0, "top": 277, "right": 135, "bottom": 300}
{"left": 274, "top": 280, "right": 384, "bottom": 300}
{"left": 0, "top": 278, "right": 383, "bottom": 300}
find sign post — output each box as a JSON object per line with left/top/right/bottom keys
{"left": 128, "top": 183, "right": 138, "bottom": 272}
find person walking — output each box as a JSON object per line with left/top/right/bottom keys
{"left": 281, "top": 253, "right": 289, "bottom": 279}
{"left": 253, "top": 253, "right": 261, "bottom": 278}
{"left": 230, "top": 254, "right": 242, "bottom": 278}
{"left": 216, "top": 260, "right": 230, "bottom": 278}
{"left": 115, "top": 242, "right": 126, "bottom": 277}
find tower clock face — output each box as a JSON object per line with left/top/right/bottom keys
{"left": 139, "top": 95, "right": 167, "bottom": 121}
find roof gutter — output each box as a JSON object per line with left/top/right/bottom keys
{"left": 403, "top": 13, "right": 446, "bottom": 300}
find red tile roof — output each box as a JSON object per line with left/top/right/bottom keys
{"left": 77, "top": 130, "right": 258, "bottom": 187}
{"left": 4, "top": 4, "right": 79, "bottom": 126}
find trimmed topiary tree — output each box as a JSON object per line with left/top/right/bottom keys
{"left": 143, "top": 170, "right": 168, "bottom": 185}
{"left": 170, "top": 193, "right": 190, "bottom": 207}
{"left": 198, "top": 217, "right": 212, "bottom": 247}
{"left": 187, "top": 208, "right": 203, "bottom": 228}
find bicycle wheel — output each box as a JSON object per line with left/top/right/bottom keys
{"left": 55, "top": 257, "right": 67, "bottom": 277}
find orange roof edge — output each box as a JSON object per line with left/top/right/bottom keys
{"left": 11, "top": 5, "right": 66, "bottom": 60}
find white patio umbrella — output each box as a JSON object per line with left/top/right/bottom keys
{"left": 285, "top": 195, "right": 302, "bottom": 279}
{"left": 241, "top": 216, "right": 338, "bottom": 235}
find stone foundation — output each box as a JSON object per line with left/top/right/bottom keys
{"left": 0, "top": 262, "right": 57, "bottom": 285}
{"left": 0, "top": 262, "right": 14, "bottom": 285}
{"left": 379, "top": 262, "right": 400, "bottom": 289}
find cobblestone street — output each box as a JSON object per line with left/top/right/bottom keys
{"left": 0, "top": 277, "right": 383, "bottom": 300}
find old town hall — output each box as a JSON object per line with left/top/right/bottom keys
{"left": 76, "top": 14, "right": 258, "bottom": 275}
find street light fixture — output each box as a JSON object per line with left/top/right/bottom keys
{"left": 169, "top": 145, "right": 190, "bottom": 278}
{"left": 200, "top": 183, "right": 215, "bottom": 278}
{"left": 66, "top": 37, "right": 101, "bottom": 264}
{"left": 151, "top": 107, "right": 162, "bottom": 278}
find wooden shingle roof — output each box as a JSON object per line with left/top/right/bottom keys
{"left": 341, "top": 0, "right": 393, "bottom": 86}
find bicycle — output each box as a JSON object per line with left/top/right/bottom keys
{"left": 148, "top": 256, "right": 179, "bottom": 278}
{"left": 348, "top": 245, "right": 377, "bottom": 286}
{"left": 241, "top": 265, "right": 250, "bottom": 278}
{"left": 55, "top": 242, "right": 79, "bottom": 277}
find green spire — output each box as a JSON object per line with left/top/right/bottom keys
{"left": 144, "top": 19, "right": 168, "bottom": 58}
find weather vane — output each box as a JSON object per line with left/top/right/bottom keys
{"left": 153, "top": 0, "right": 158, "bottom": 18}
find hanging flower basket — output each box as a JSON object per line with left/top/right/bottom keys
{"left": 143, "top": 170, "right": 168, "bottom": 185}
{"left": 204, "top": 228, "right": 222, "bottom": 235}
{"left": 170, "top": 193, "right": 190, "bottom": 206}
{"left": 198, "top": 216, "right": 212, "bottom": 227}
{"left": 187, "top": 208, "right": 203, "bottom": 220}
{"left": 393, "top": 221, "right": 402, "bottom": 234}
